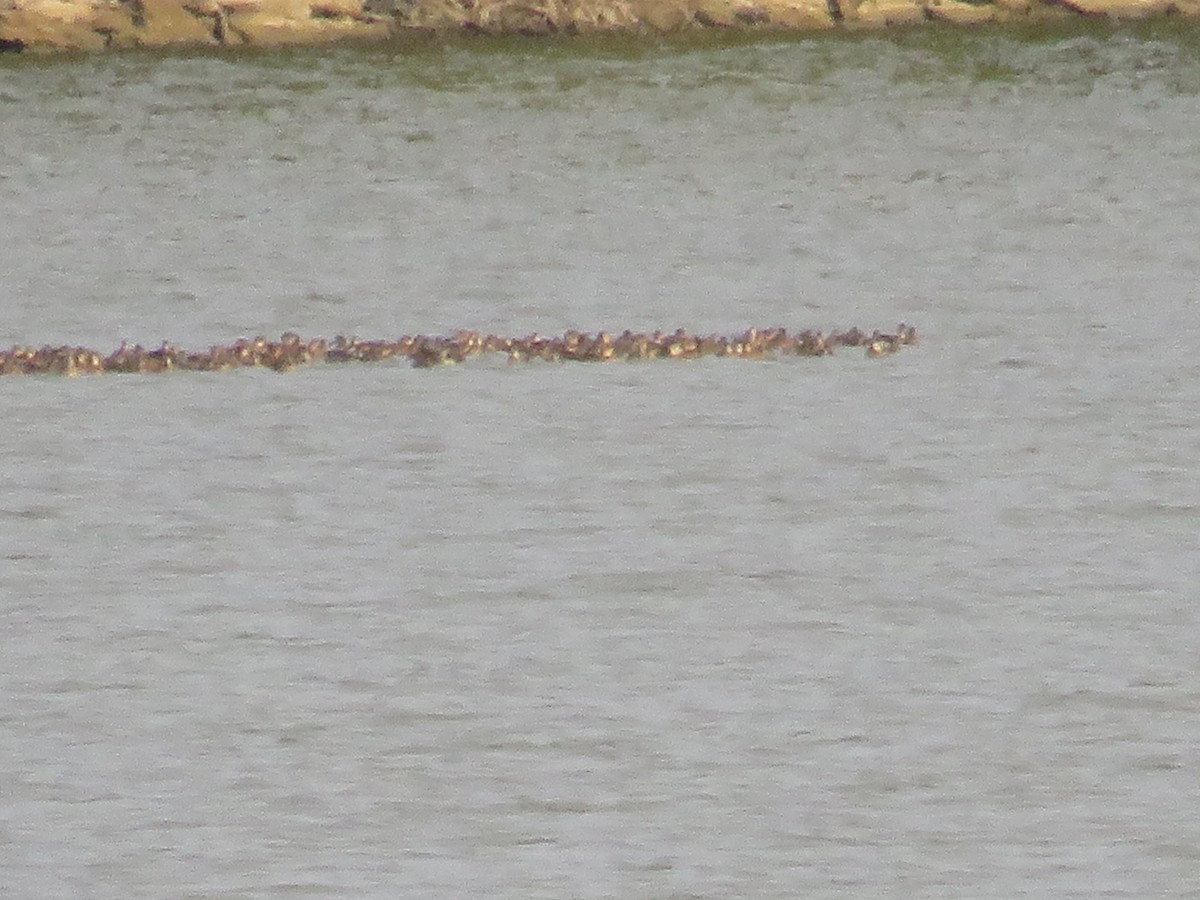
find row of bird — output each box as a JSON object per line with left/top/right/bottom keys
{"left": 0, "top": 325, "right": 917, "bottom": 376}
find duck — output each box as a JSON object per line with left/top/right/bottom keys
{"left": 1, "top": 324, "right": 916, "bottom": 376}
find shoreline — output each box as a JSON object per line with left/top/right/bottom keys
{"left": 2, "top": 0, "right": 1196, "bottom": 55}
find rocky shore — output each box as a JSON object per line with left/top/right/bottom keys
{"left": 1, "top": 0, "right": 1196, "bottom": 54}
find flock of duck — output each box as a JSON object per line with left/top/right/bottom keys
{"left": 0, "top": 325, "right": 917, "bottom": 376}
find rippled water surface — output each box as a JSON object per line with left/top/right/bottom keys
{"left": 3, "top": 22, "right": 1200, "bottom": 897}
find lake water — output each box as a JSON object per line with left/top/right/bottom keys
{"left": 3, "top": 21, "right": 1200, "bottom": 897}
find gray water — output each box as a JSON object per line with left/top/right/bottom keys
{"left": 3, "top": 23, "right": 1200, "bottom": 897}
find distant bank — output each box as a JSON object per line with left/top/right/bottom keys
{"left": 1, "top": 0, "right": 1195, "bottom": 54}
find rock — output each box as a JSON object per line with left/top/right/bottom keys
{"left": 220, "top": 0, "right": 309, "bottom": 16}
{"left": 15, "top": 0, "right": 92, "bottom": 25}
{"left": 923, "top": 0, "right": 997, "bottom": 22}
{"left": 472, "top": 0, "right": 562, "bottom": 33}
{"left": 758, "top": 0, "right": 836, "bottom": 27}
{"left": 626, "top": 0, "right": 690, "bottom": 29}
{"left": 309, "top": 0, "right": 363, "bottom": 15}
{"left": 1053, "top": 0, "right": 1171, "bottom": 15}
{"left": 559, "top": 0, "right": 640, "bottom": 30}
{"left": 392, "top": 0, "right": 472, "bottom": 29}
{"left": 993, "top": 0, "right": 1076, "bottom": 19}
{"left": 841, "top": 0, "right": 927, "bottom": 25}
{"left": 0, "top": 0, "right": 390, "bottom": 50}
{"left": 117, "top": 0, "right": 217, "bottom": 46}
{"left": 223, "top": 8, "right": 389, "bottom": 43}
{"left": 691, "top": 0, "right": 741, "bottom": 26}
{"left": 6, "top": 0, "right": 1200, "bottom": 53}
{"left": 0, "top": 0, "right": 119, "bottom": 50}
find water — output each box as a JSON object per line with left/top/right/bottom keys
{"left": 3, "top": 23, "right": 1200, "bottom": 897}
